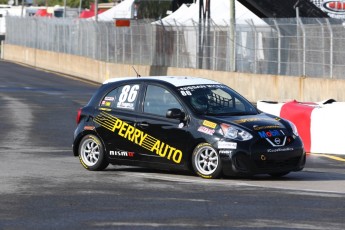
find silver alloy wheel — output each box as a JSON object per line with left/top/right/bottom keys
{"left": 194, "top": 146, "right": 219, "bottom": 175}
{"left": 80, "top": 139, "right": 100, "bottom": 167}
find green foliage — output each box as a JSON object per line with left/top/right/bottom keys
{"left": 33, "top": 0, "right": 110, "bottom": 9}
{"left": 135, "top": 0, "right": 172, "bottom": 19}
{"left": 0, "top": 0, "right": 8, "bottom": 4}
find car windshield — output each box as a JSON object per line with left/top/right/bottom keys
{"left": 178, "top": 84, "right": 258, "bottom": 116}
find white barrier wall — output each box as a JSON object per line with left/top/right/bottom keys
{"left": 310, "top": 102, "right": 345, "bottom": 155}
{"left": 258, "top": 100, "right": 345, "bottom": 155}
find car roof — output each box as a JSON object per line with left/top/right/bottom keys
{"left": 103, "top": 76, "right": 221, "bottom": 87}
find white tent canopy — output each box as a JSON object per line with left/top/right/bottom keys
{"left": 91, "top": 0, "right": 134, "bottom": 21}
{"left": 153, "top": 0, "right": 266, "bottom": 26}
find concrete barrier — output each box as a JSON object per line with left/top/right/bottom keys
{"left": 3, "top": 44, "right": 345, "bottom": 103}
{"left": 258, "top": 100, "right": 345, "bottom": 155}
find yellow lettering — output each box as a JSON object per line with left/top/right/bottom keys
{"left": 151, "top": 140, "right": 160, "bottom": 154}
{"left": 131, "top": 129, "right": 141, "bottom": 144}
{"left": 172, "top": 150, "right": 183, "bottom": 163}
{"left": 139, "top": 133, "right": 147, "bottom": 146}
{"left": 118, "top": 123, "right": 128, "bottom": 137}
{"left": 158, "top": 143, "right": 169, "bottom": 157}
{"left": 166, "top": 147, "right": 176, "bottom": 160}
{"left": 99, "top": 112, "right": 184, "bottom": 164}
{"left": 124, "top": 125, "right": 135, "bottom": 140}
{"left": 112, "top": 119, "right": 122, "bottom": 132}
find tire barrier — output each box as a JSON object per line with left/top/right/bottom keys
{"left": 257, "top": 100, "right": 345, "bottom": 155}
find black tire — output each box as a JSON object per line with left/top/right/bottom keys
{"left": 78, "top": 134, "right": 109, "bottom": 171}
{"left": 269, "top": 172, "right": 290, "bottom": 178}
{"left": 192, "top": 143, "right": 222, "bottom": 179}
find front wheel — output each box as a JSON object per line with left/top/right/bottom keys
{"left": 78, "top": 134, "right": 109, "bottom": 171}
{"left": 192, "top": 143, "right": 222, "bottom": 179}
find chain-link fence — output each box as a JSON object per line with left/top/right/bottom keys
{"left": 5, "top": 16, "right": 345, "bottom": 79}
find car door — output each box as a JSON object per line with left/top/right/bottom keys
{"left": 134, "top": 83, "right": 193, "bottom": 167}
{"left": 93, "top": 83, "right": 143, "bottom": 161}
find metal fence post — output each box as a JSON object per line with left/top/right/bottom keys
{"left": 176, "top": 28, "right": 179, "bottom": 68}
{"left": 326, "top": 19, "right": 333, "bottom": 79}
{"left": 131, "top": 25, "right": 134, "bottom": 64}
{"left": 297, "top": 18, "right": 306, "bottom": 77}
{"left": 248, "top": 20, "right": 257, "bottom": 74}
{"left": 273, "top": 20, "right": 281, "bottom": 75}
{"left": 316, "top": 19, "right": 326, "bottom": 77}
{"left": 105, "top": 23, "right": 109, "bottom": 62}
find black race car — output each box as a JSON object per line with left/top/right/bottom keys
{"left": 73, "top": 76, "right": 305, "bottom": 179}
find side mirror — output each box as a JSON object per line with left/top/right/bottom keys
{"left": 166, "top": 108, "right": 186, "bottom": 120}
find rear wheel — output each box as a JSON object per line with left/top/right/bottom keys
{"left": 78, "top": 134, "right": 109, "bottom": 171}
{"left": 192, "top": 143, "right": 222, "bottom": 179}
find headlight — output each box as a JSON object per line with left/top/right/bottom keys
{"left": 287, "top": 120, "right": 299, "bottom": 136}
{"left": 220, "top": 124, "right": 253, "bottom": 141}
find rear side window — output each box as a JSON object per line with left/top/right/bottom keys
{"left": 100, "top": 84, "right": 140, "bottom": 110}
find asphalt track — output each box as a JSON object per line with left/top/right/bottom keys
{"left": 0, "top": 60, "right": 344, "bottom": 230}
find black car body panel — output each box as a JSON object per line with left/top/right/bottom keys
{"left": 73, "top": 76, "right": 306, "bottom": 177}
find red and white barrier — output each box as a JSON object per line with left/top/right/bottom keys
{"left": 257, "top": 100, "right": 345, "bottom": 155}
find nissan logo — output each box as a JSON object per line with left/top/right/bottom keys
{"left": 274, "top": 138, "right": 281, "bottom": 145}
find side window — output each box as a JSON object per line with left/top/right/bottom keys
{"left": 100, "top": 84, "right": 140, "bottom": 110}
{"left": 144, "top": 85, "right": 182, "bottom": 116}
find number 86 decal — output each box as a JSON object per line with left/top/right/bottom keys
{"left": 119, "top": 85, "right": 140, "bottom": 103}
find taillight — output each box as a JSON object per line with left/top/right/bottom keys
{"left": 76, "top": 108, "right": 82, "bottom": 124}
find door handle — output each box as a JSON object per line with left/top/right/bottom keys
{"left": 136, "top": 122, "right": 149, "bottom": 128}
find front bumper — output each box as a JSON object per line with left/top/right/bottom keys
{"left": 220, "top": 148, "right": 306, "bottom": 176}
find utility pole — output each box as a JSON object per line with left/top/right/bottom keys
{"left": 94, "top": 0, "right": 98, "bottom": 21}
{"left": 198, "top": 0, "right": 210, "bottom": 69}
{"left": 229, "top": 0, "right": 235, "bottom": 71}
{"left": 63, "top": 0, "right": 66, "bottom": 18}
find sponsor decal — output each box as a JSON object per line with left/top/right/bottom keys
{"left": 180, "top": 90, "right": 192, "bottom": 96}
{"left": 198, "top": 126, "right": 215, "bottom": 135}
{"left": 178, "top": 123, "right": 184, "bottom": 128}
{"left": 110, "top": 151, "right": 134, "bottom": 157}
{"left": 179, "top": 84, "right": 226, "bottom": 96}
{"left": 219, "top": 150, "right": 232, "bottom": 155}
{"left": 218, "top": 141, "right": 237, "bottom": 149}
{"left": 104, "top": 96, "right": 115, "bottom": 101}
{"left": 83, "top": 126, "right": 95, "bottom": 131}
{"left": 258, "top": 130, "right": 284, "bottom": 138}
{"left": 253, "top": 125, "right": 281, "bottom": 131}
{"left": 321, "top": 1, "right": 345, "bottom": 13}
{"left": 203, "top": 120, "right": 217, "bottom": 129}
{"left": 234, "top": 117, "right": 280, "bottom": 124}
{"left": 116, "top": 102, "right": 134, "bottom": 109}
{"left": 101, "top": 101, "right": 112, "bottom": 107}
{"left": 99, "top": 108, "right": 111, "bottom": 111}
{"left": 267, "top": 147, "right": 294, "bottom": 153}
{"left": 101, "top": 100, "right": 112, "bottom": 107}
{"left": 94, "top": 112, "right": 183, "bottom": 164}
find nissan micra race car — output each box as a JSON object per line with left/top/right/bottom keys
{"left": 73, "top": 76, "right": 306, "bottom": 179}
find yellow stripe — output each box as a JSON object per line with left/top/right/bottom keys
{"left": 311, "top": 153, "right": 345, "bottom": 162}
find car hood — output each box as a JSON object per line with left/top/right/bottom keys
{"left": 204, "top": 113, "right": 289, "bottom": 132}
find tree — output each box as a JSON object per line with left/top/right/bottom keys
{"left": 135, "top": 0, "right": 172, "bottom": 19}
